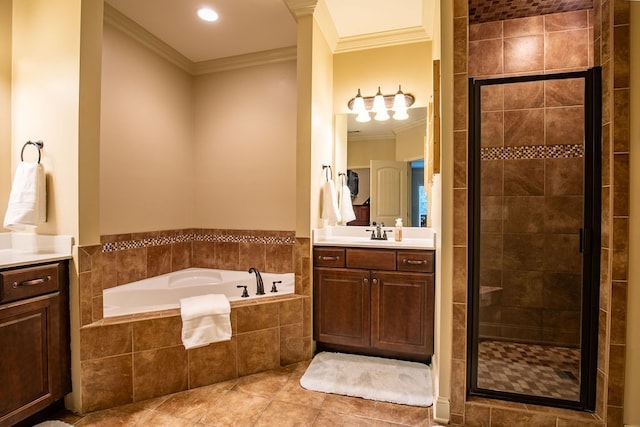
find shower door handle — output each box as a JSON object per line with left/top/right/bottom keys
{"left": 580, "top": 228, "right": 591, "bottom": 254}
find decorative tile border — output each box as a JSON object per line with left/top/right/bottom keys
{"left": 469, "top": 0, "right": 593, "bottom": 25}
{"left": 102, "top": 231, "right": 296, "bottom": 253}
{"left": 480, "top": 144, "right": 584, "bottom": 161}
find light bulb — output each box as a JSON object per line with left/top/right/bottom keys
{"left": 372, "top": 86, "right": 386, "bottom": 114}
{"left": 374, "top": 109, "right": 390, "bottom": 121}
{"left": 356, "top": 110, "right": 371, "bottom": 122}
{"left": 351, "top": 89, "right": 366, "bottom": 114}
{"left": 197, "top": 8, "right": 219, "bottom": 22}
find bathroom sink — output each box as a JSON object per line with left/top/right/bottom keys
{"left": 313, "top": 226, "right": 435, "bottom": 250}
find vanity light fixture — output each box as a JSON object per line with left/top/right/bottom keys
{"left": 197, "top": 7, "right": 219, "bottom": 22}
{"left": 347, "top": 85, "right": 415, "bottom": 122}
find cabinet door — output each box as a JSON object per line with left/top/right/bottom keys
{"left": 0, "top": 293, "right": 61, "bottom": 426}
{"left": 313, "top": 267, "right": 370, "bottom": 348}
{"left": 371, "top": 271, "right": 434, "bottom": 357}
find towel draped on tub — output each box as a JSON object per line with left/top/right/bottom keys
{"left": 180, "top": 294, "right": 231, "bottom": 349}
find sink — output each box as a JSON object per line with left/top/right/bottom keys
{"left": 313, "top": 226, "right": 435, "bottom": 250}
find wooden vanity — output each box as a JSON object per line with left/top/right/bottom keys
{"left": 313, "top": 246, "right": 435, "bottom": 363}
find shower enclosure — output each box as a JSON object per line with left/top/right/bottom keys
{"left": 467, "top": 69, "right": 601, "bottom": 410}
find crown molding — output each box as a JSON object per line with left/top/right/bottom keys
{"left": 283, "top": 0, "right": 318, "bottom": 19}
{"left": 334, "top": 26, "right": 431, "bottom": 54}
{"left": 103, "top": 3, "right": 194, "bottom": 74}
{"left": 104, "top": 4, "right": 296, "bottom": 76}
{"left": 193, "top": 46, "right": 297, "bottom": 75}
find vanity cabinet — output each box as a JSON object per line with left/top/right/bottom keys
{"left": 313, "top": 246, "right": 434, "bottom": 362}
{"left": 0, "top": 261, "right": 70, "bottom": 426}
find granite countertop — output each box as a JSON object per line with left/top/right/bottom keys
{"left": 0, "top": 233, "right": 73, "bottom": 269}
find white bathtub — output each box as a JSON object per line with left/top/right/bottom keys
{"left": 103, "top": 268, "right": 295, "bottom": 318}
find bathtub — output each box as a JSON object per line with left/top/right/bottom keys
{"left": 103, "top": 268, "right": 295, "bottom": 318}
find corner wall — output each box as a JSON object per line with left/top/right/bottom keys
{"left": 0, "top": 0, "right": 10, "bottom": 223}
{"left": 625, "top": 2, "right": 640, "bottom": 425}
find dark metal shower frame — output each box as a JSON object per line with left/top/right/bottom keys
{"left": 467, "top": 68, "right": 601, "bottom": 411}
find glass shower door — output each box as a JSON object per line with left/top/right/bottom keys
{"left": 468, "top": 69, "right": 600, "bottom": 410}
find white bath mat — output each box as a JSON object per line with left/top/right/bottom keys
{"left": 300, "top": 352, "right": 433, "bottom": 407}
{"left": 33, "top": 421, "right": 74, "bottom": 427}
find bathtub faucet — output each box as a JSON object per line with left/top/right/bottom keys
{"left": 248, "top": 267, "right": 265, "bottom": 295}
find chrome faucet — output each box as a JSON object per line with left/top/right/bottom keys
{"left": 248, "top": 267, "right": 265, "bottom": 295}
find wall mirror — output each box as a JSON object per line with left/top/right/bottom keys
{"left": 342, "top": 106, "right": 428, "bottom": 227}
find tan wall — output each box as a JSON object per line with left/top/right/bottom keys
{"left": 626, "top": 3, "right": 640, "bottom": 425}
{"left": 0, "top": 0, "right": 10, "bottom": 224}
{"left": 100, "top": 22, "right": 194, "bottom": 235}
{"left": 193, "top": 61, "right": 297, "bottom": 230}
{"left": 310, "top": 17, "right": 335, "bottom": 230}
{"left": 10, "top": 0, "right": 86, "bottom": 237}
{"left": 395, "top": 122, "right": 426, "bottom": 161}
{"left": 347, "top": 137, "right": 395, "bottom": 168}
{"left": 333, "top": 41, "right": 433, "bottom": 114}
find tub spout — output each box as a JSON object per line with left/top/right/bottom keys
{"left": 248, "top": 267, "right": 265, "bottom": 295}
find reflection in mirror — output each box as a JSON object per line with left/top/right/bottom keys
{"left": 344, "top": 107, "right": 428, "bottom": 227}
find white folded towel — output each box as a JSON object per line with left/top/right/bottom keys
{"left": 180, "top": 294, "right": 231, "bottom": 350}
{"left": 321, "top": 180, "right": 341, "bottom": 225}
{"left": 339, "top": 182, "right": 356, "bottom": 224}
{"left": 3, "top": 162, "right": 46, "bottom": 231}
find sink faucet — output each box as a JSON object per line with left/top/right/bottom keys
{"left": 366, "top": 222, "right": 390, "bottom": 240}
{"left": 248, "top": 267, "right": 265, "bottom": 295}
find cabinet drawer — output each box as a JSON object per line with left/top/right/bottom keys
{"left": 397, "top": 251, "right": 434, "bottom": 273}
{"left": 1, "top": 264, "right": 60, "bottom": 304}
{"left": 347, "top": 249, "right": 396, "bottom": 270}
{"left": 314, "top": 247, "right": 345, "bottom": 267}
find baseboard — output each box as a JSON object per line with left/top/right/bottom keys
{"left": 433, "top": 395, "right": 450, "bottom": 424}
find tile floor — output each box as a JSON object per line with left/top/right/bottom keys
{"left": 477, "top": 340, "right": 581, "bottom": 401}
{"left": 42, "top": 360, "right": 439, "bottom": 426}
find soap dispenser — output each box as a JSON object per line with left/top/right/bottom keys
{"left": 394, "top": 218, "right": 403, "bottom": 242}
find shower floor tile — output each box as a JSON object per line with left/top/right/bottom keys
{"left": 477, "top": 340, "right": 581, "bottom": 401}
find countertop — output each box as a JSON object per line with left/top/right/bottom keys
{"left": 0, "top": 233, "right": 73, "bottom": 269}
{"left": 313, "top": 226, "right": 436, "bottom": 250}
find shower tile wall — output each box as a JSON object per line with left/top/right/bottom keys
{"left": 470, "top": 10, "right": 593, "bottom": 347}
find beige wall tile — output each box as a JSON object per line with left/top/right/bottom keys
{"left": 133, "top": 346, "right": 188, "bottom": 401}
{"left": 81, "top": 355, "right": 133, "bottom": 413}
{"left": 237, "top": 328, "right": 280, "bottom": 376}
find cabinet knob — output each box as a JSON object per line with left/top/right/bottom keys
{"left": 363, "top": 277, "right": 369, "bottom": 284}
{"left": 372, "top": 278, "right": 378, "bottom": 284}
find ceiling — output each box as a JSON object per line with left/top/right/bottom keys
{"left": 104, "top": 0, "right": 432, "bottom": 63}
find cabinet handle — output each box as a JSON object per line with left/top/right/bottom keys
{"left": 403, "top": 259, "right": 427, "bottom": 265}
{"left": 372, "top": 278, "right": 378, "bottom": 284}
{"left": 318, "top": 255, "right": 340, "bottom": 261}
{"left": 12, "top": 275, "right": 52, "bottom": 288}
{"left": 363, "top": 277, "right": 369, "bottom": 284}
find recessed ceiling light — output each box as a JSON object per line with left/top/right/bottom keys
{"left": 197, "top": 7, "right": 219, "bottom": 22}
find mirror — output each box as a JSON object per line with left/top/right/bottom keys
{"left": 343, "top": 107, "right": 428, "bottom": 227}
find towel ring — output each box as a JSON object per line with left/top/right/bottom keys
{"left": 21, "top": 140, "right": 44, "bottom": 163}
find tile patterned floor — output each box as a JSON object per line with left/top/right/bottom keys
{"left": 41, "top": 360, "right": 439, "bottom": 426}
{"left": 477, "top": 340, "right": 581, "bottom": 401}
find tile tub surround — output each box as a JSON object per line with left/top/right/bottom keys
{"left": 79, "top": 229, "right": 297, "bottom": 326}
{"left": 79, "top": 294, "right": 311, "bottom": 413}
{"left": 76, "top": 229, "right": 313, "bottom": 414}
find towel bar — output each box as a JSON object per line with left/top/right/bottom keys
{"left": 21, "top": 140, "right": 44, "bottom": 163}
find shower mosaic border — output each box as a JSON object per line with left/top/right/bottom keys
{"left": 102, "top": 231, "right": 296, "bottom": 252}
{"left": 480, "top": 144, "right": 584, "bottom": 161}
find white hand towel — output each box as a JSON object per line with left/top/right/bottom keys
{"left": 3, "top": 162, "right": 46, "bottom": 231}
{"left": 339, "top": 182, "right": 356, "bottom": 224}
{"left": 321, "top": 180, "right": 341, "bottom": 225}
{"left": 180, "top": 294, "right": 231, "bottom": 350}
